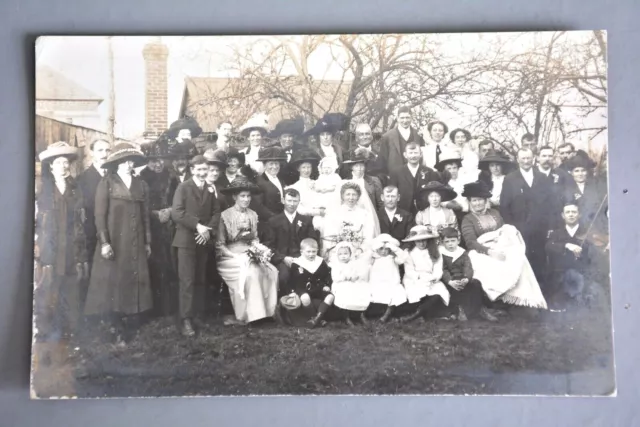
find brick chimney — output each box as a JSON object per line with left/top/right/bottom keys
{"left": 142, "top": 39, "right": 169, "bottom": 137}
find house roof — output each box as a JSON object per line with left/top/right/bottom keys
{"left": 178, "top": 76, "right": 352, "bottom": 133}
{"left": 36, "top": 65, "right": 104, "bottom": 102}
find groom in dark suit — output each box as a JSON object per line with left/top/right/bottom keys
{"left": 388, "top": 142, "right": 442, "bottom": 214}
{"left": 501, "top": 147, "right": 555, "bottom": 281}
{"left": 379, "top": 106, "right": 425, "bottom": 175}
{"left": 378, "top": 185, "right": 415, "bottom": 244}
{"left": 264, "top": 188, "right": 318, "bottom": 295}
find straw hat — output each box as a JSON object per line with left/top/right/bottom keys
{"left": 402, "top": 225, "right": 440, "bottom": 243}
{"left": 240, "top": 114, "right": 270, "bottom": 138}
{"left": 38, "top": 141, "right": 78, "bottom": 162}
{"left": 434, "top": 150, "right": 463, "bottom": 172}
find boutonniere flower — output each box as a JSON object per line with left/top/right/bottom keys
{"left": 420, "top": 171, "right": 426, "bottom": 180}
{"left": 394, "top": 214, "right": 403, "bottom": 222}
{"left": 552, "top": 173, "right": 559, "bottom": 184}
{"left": 207, "top": 186, "right": 214, "bottom": 193}
{"left": 574, "top": 193, "right": 582, "bottom": 200}
{"left": 298, "top": 267, "right": 304, "bottom": 274}
{"left": 297, "top": 220, "right": 302, "bottom": 227}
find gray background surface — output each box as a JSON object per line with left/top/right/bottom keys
{"left": 1, "top": 0, "right": 637, "bottom": 425}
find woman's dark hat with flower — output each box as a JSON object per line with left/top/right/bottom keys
{"left": 478, "top": 149, "right": 515, "bottom": 173}
{"left": 102, "top": 143, "right": 147, "bottom": 168}
{"left": 203, "top": 149, "right": 229, "bottom": 168}
{"left": 289, "top": 149, "right": 321, "bottom": 168}
{"left": 38, "top": 141, "right": 78, "bottom": 162}
{"left": 141, "top": 138, "right": 173, "bottom": 160}
{"left": 257, "top": 146, "right": 288, "bottom": 162}
{"left": 226, "top": 149, "right": 246, "bottom": 165}
{"left": 564, "top": 150, "right": 597, "bottom": 171}
{"left": 341, "top": 149, "right": 371, "bottom": 165}
{"left": 168, "top": 140, "right": 198, "bottom": 160}
{"left": 166, "top": 117, "right": 203, "bottom": 139}
{"left": 417, "top": 181, "right": 457, "bottom": 202}
{"left": 303, "top": 112, "right": 349, "bottom": 137}
{"left": 220, "top": 176, "right": 262, "bottom": 195}
{"left": 269, "top": 117, "right": 305, "bottom": 139}
{"left": 461, "top": 181, "right": 493, "bottom": 199}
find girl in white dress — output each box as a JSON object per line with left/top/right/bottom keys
{"left": 330, "top": 241, "right": 371, "bottom": 326}
{"left": 312, "top": 157, "right": 342, "bottom": 231}
{"left": 368, "top": 234, "right": 407, "bottom": 322}
{"left": 401, "top": 225, "right": 451, "bottom": 322}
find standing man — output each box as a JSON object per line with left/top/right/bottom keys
{"left": 255, "top": 147, "right": 289, "bottom": 219}
{"left": 263, "top": 188, "right": 318, "bottom": 296}
{"left": 388, "top": 142, "right": 442, "bottom": 214}
{"left": 537, "top": 145, "right": 573, "bottom": 226}
{"left": 521, "top": 133, "right": 538, "bottom": 156}
{"left": 379, "top": 106, "right": 425, "bottom": 175}
{"left": 377, "top": 185, "right": 415, "bottom": 244}
{"left": 557, "top": 143, "right": 576, "bottom": 163}
{"left": 500, "top": 147, "right": 554, "bottom": 281}
{"left": 171, "top": 155, "right": 221, "bottom": 337}
{"left": 140, "top": 139, "right": 179, "bottom": 317}
{"left": 348, "top": 123, "right": 386, "bottom": 184}
{"left": 78, "top": 139, "right": 111, "bottom": 268}
{"left": 270, "top": 117, "right": 305, "bottom": 186}
{"left": 477, "top": 139, "right": 495, "bottom": 159}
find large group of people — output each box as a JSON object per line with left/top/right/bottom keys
{"left": 34, "top": 108, "right": 609, "bottom": 347}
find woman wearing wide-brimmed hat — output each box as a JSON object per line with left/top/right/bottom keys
{"left": 434, "top": 149, "right": 472, "bottom": 219}
{"left": 460, "top": 181, "right": 547, "bottom": 309}
{"left": 400, "top": 225, "right": 450, "bottom": 322}
{"left": 84, "top": 143, "right": 153, "bottom": 346}
{"left": 414, "top": 181, "right": 459, "bottom": 234}
{"left": 284, "top": 149, "right": 324, "bottom": 218}
{"left": 216, "top": 177, "right": 278, "bottom": 324}
{"left": 562, "top": 152, "right": 607, "bottom": 235}
{"left": 477, "top": 149, "right": 515, "bottom": 209}
{"left": 35, "top": 142, "right": 88, "bottom": 342}
{"left": 304, "top": 113, "right": 347, "bottom": 164}
{"left": 254, "top": 146, "right": 289, "bottom": 218}
{"left": 239, "top": 114, "right": 271, "bottom": 175}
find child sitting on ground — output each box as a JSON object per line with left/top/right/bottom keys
{"left": 312, "top": 157, "right": 343, "bottom": 230}
{"left": 439, "top": 227, "right": 496, "bottom": 322}
{"left": 330, "top": 241, "right": 371, "bottom": 326}
{"left": 368, "top": 234, "right": 407, "bottom": 323}
{"left": 401, "top": 225, "right": 451, "bottom": 322}
{"left": 285, "top": 238, "right": 334, "bottom": 328}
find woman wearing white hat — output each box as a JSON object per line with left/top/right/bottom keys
{"left": 35, "top": 142, "right": 88, "bottom": 342}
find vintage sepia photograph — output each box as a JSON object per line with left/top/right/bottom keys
{"left": 31, "top": 32, "right": 612, "bottom": 398}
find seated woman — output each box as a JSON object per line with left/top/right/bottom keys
{"left": 460, "top": 181, "right": 547, "bottom": 309}
{"left": 216, "top": 177, "right": 279, "bottom": 324}
{"left": 321, "top": 182, "right": 377, "bottom": 259}
{"left": 279, "top": 238, "right": 334, "bottom": 328}
{"left": 401, "top": 225, "right": 450, "bottom": 322}
{"left": 415, "top": 181, "right": 459, "bottom": 235}
{"left": 341, "top": 150, "right": 383, "bottom": 235}
{"left": 477, "top": 150, "right": 514, "bottom": 210}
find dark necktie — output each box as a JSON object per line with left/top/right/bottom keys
{"left": 436, "top": 144, "right": 441, "bottom": 164}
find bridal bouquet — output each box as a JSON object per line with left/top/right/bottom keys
{"left": 246, "top": 242, "right": 273, "bottom": 265}
{"left": 329, "top": 221, "right": 364, "bottom": 245}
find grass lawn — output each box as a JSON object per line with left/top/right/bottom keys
{"left": 31, "top": 291, "right": 614, "bottom": 397}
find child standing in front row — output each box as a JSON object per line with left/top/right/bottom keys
{"left": 368, "top": 234, "right": 407, "bottom": 323}
{"left": 287, "top": 238, "right": 334, "bottom": 328}
{"left": 330, "top": 241, "right": 371, "bottom": 326}
{"left": 439, "top": 227, "right": 496, "bottom": 322}
{"left": 401, "top": 225, "right": 450, "bottom": 323}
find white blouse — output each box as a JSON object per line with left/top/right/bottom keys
{"left": 490, "top": 175, "right": 505, "bottom": 206}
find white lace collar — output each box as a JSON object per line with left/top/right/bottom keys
{"left": 293, "top": 256, "right": 323, "bottom": 274}
{"left": 438, "top": 245, "right": 465, "bottom": 262}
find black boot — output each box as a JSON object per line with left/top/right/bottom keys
{"left": 379, "top": 306, "right": 393, "bottom": 323}
{"left": 400, "top": 309, "right": 422, "bottom": 323}
{"left": 307, "top": 302, "right": 330, "bottom": 329}
{"left": 360, "top": 312, "right": 369, "bottom": 326}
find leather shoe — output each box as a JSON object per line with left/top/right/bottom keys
{"left": 181, "top": 318, "right": 196, "bottom": 337}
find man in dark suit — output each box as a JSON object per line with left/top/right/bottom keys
{"left": 545, "top": 201, "right": 593, "bottom": 308}
{"left": 78, "top": 139, "right": 111, "bottom": 268}
{"left": 501, "top": 147, "right": 555, "bottom": 281}
{"left": 270, "top": 118, "right": 306, "bottom": 186}
{"left": 379, "top": 106, "right": 425, "bottom": 175}
{"left": 171, "top": 155, "right": 221, "bottom": 337}
{"left": 255, "top": 147, "right": 288, "bottom": 219}
{"left": 537, "top": 145, "right": 574, "bottom": 227}
{"left": 264, "top": 188, "right": 318, "bottom": 295}
{"left": 347, "top": 123, "right": 387, "bottom": 184}
{"left": 377, "top": 185, "right": 415, "bottom": 243}
{"left": 388, "top": 142, "right": 442, "bottom": 214}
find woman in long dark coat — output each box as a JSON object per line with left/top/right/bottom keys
{"left": 35, "top": 142, "right": 88, "bottom": 342}
{"left": 84, "top": 143, "right": 152, "bottom": 346}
